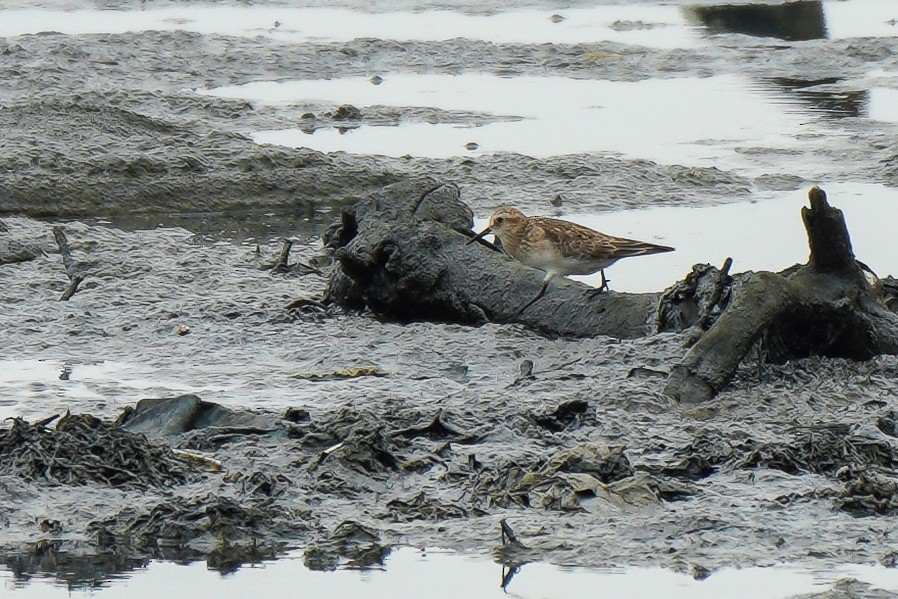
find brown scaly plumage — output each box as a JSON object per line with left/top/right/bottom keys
{"left": 472, "top": 207, "right": 674, "bottom": 282}
{"left": 468, "top": 207, "right": 675, "bottom": 315}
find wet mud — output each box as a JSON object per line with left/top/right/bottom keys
{"left": 5, "top": 201, "right": 898, "bottom": 586}
{"left": 4, "top": 12, "right": 898, "bottom": 219}
{"left": 6, "top": 353, "right": 898, "bottom": 586}
{"left": 4, "top": 0, "right": 898, "bottom": 593}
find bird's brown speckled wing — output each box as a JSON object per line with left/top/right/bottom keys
{"left": 529, "top": 216, "right": 674, "bottom": 260}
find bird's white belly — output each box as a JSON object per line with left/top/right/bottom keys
{"left": 521, "top": 252, "right": 616, "bottom": 276}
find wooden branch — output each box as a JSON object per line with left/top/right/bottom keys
{"left": 52, "top": 226, "right": 77, "bottom": 279}
{"left": 695, "top": 257, "right": 733, "bottom": 332}
{"left": 802, "top": 186, "right": 859, "bottom": 276}
{"left": 266, "top": 238, "right": 323, "bottom": 276}
{"left": 324, "top": 179, "right": 898, "bottom": 395}
{"left": 665, "top": 271, "right": 794, "bottom": 402}
{"left": 499, "top": 518, "right": 526, "bottom": 548}
{"left": 52, "top": 226, "right": 85, "bottom": 301}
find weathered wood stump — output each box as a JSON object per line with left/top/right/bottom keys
{"left": 664, "top": 186, "right": 898, "bottom": 402}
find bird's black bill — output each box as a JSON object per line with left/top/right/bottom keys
{"left": 466, "top": 226, "right": 492, "bottom": 246}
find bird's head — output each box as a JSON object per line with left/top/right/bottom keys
{"left": 466, "top": 207, "right": 528, "bottom": 247}
{"left": 487, "top": 207, "right": 528, "bottom": 242}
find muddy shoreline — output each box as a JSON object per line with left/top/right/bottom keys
{"left": 3, "top": 21, "right": 898, "bottom": 219}
{"left": 4, "top": 1, "right": 898, "bottom": 592}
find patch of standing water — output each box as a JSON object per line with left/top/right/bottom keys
{"left": 203, "top": 73, "right": 828, "bottom": 176}
{"left": 472, "top": 182, "right": 898, "bottom": 293}
{"left": 5, "top": 546, "right": 898, "bottom": 598}
{"left": 869, "top": 88, "right": 898, "bottom": 123}
{"left": 0, "top": 5, "right": 697, "bottom": 48}
{"left": 0, "top": 359, "right": 235, "bottom": 421}
{"left": 820, "top": 0, "right": 898, "bottom": 39}
{"left": 0, "top": 1, "right": 893, "bottom": 45}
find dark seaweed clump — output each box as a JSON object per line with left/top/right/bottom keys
{"left": 0, "top": 414, "right": 192, "bottom": 489}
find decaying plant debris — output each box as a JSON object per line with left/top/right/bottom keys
{"left": 3, "top": 382, "right": 898, "bottom": 586}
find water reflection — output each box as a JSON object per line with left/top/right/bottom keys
{"left": 768, "top": 77, "right": 869, "bottom": 119}
{"left": 8, "top": 546, "right": 898, "bottom": 599}
{"left": 869, "top": 87, "right": 898, "bottom": 123}
{"left": 4, "top": 542, "right": 147, "bottom": 591}
{"left": 684, "top": 2, "right": 826, "bottom": 41}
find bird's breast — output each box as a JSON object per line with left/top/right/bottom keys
{"left": 506, "top": 238, "right": 613, "bottom": 276}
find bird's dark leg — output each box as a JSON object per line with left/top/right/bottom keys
{"left": 511, "top": 273, "right": 553, "bottom": 319}
{"left": 585, "top": 270, "right": 609, "bottom": 298}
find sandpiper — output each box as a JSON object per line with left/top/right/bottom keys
{"left": 468, "top": 207, "right": 674, "bottom": 314}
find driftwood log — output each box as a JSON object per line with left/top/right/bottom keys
{"left": 324, "top": 179, "right": 898, "bottom": 401}
{"left": 323, "top": 177, "right": 718, "bottom": 338}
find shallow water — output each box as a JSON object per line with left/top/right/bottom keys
{"left": 2, "top": 1, "right": 896, "bottom": 44}
{"left": 207, "top": 73, "right": 811, "bottom": 172}
{"left": 869, "top": 87, "right": 898, "bottom": 122}
{"left": 0, "top": 5, "right": 700, "bottom": 47}
{"left": 6, "top": 546, "right": 898, "bottom": 598}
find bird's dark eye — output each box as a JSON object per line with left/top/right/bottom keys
{"left": 495, "top": 217, "right": 504, "bottom": 225}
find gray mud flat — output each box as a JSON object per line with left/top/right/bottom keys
{"left": 5, "top": 202, "right": 898, "bottom": 589}
{"left": 3, "top": 0, "right": 898, "bottom": 594}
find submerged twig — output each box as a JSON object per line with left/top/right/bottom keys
{"left": 272, "top": 239, "right": 293, "bottom": 274}
{"left": 52, "top": 226, "right": 85, "bottom": 301}
{"left": 499, "top": 518, "right": 526, "bottom": 549}
{"left": 60, "top": 274, "right": 85, "bottom": 301}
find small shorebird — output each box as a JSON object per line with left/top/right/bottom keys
{"left": 468, "top": 207, "right": 674, "bottom": 315}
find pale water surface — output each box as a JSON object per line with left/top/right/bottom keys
{"left": 206, "top": 74, "right": 812, "bottom": 174}
{"left": 0, "top": 5, "right": 700, "bottom": 47}
{"left": 202, "top": 70, "right": 898, "bottom": 176}
{"left": 0, "top": 1, "right": 895, "bottom": 45}
{"left": 6, "top": 546, "right": 898, "bottom": 598}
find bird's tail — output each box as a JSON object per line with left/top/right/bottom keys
{"left": 613, "top": 239, "right": 675, "bottom": 258}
